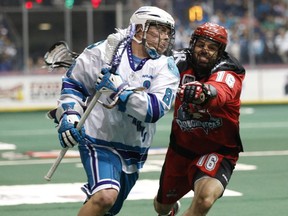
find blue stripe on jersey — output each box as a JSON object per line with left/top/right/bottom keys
{"left": 61, "top": 77, "right": 90, "bottom": 102}
{"left": 61, "top": 89, "right": 87, "bottom": 101}
{"left": 145, "top": 93, "right": 165, "bottom": 123}
{"left": 85, "top": 136, "right": 149, "bottom": 169}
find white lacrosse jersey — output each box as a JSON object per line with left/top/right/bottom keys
{"left": 58, "top": 38, "right": 179, "bottom": 173}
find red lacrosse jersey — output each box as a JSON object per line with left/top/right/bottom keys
{"left": 171, "top": 49, "right": 246, "bottom": 165}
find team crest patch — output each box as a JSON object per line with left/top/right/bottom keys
{"left": 143, "top": 80, "right": 151, "bottom": 89}
{"left": 176, "top": 104, "right": 222, "bottom": 134}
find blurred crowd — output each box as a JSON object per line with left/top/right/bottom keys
{"left": 0, "top": 16, "right": 17, "bottom": 72}
{"left": 171, "top": 0, "right": 288, "bottom": 65}
{"left": 1, "top": 0, "right": 288, "bottom": 72}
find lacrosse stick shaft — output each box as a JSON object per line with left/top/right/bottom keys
{"left": 44, "top": 92, "right": 101, "bottom": 181}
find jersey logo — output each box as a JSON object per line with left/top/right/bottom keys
{"left": 175, "top": 103, "right": 222, "bottom": 134}
{"left": 143, "top": 80, "right": 151, "bottom": 89}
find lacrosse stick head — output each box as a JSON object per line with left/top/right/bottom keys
{"left": 44, "top": 41, "right": 79, "bottom": 70}
{"left": 104, "top": 24, "right": 136, "bottom": 73}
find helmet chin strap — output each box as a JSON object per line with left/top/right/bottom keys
{"left": 144, "top": 41, "right": 160, "bottom": 59}
{"left": 132, "top": 36, "right": 142, "bottom": 44}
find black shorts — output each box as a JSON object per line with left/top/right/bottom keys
{"left": 193, "top": 155, "right": 234, "bottom": 190}
{"left": 156, "top": 148, "right": 235, "bottom": 204}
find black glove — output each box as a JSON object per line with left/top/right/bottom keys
{"left": 178, "top": 81, "right": 216, "bottom": 105}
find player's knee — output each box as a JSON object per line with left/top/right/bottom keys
{"left": 90, "top": 189, "right": 118, "bottom": 210}
{"left": 194, "top": 178, "right": 223, "bottom": 211}
{"left": 195, "top": 194, "right": 216, "bottom": 212}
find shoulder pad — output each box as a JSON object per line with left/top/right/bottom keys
{"left": 211, "top": 52, "right": 245, "bottom": 75}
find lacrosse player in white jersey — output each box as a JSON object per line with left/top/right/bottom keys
{"left": 48, "top": 6, "right": 179, "bottom": 216}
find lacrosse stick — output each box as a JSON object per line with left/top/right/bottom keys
{"left": 44, "top": 25, "right": 136, "bottom": 181}
{"left": 44, "top": 41, "right": 79, "bottom": 69}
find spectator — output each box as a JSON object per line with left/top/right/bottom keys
{"left": 174, "top": 25, "right": 190, "bottom": 49}
{"left": 275, "top": 27, "right": 288, "bottom": 63}
{"left": 251, "top": 32, "right": 265, "bottom": 64}
{"left": 285, "top": 75, "right": 288, "bottom": 95}
{"left": 227, "top": 29, "right": 241, "bottom": 60}
{"left": 0, "top": 34, "right": 17, "bottom": 72}
{"left": 263, "top": 30, "right": 282, "bottom": 63}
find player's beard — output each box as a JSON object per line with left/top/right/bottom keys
{"left": 192, "top": 51, "right": 218, "bottom": 79}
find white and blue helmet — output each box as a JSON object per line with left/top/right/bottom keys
{"left": 130, "top": 6, "right": 175, "bottom": 59}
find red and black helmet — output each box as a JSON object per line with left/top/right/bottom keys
{"left": 190, "top": 22, "right": 228, "bottom": 55}
{"left": 189, "top": 22, "right": 228, "bottom": 79}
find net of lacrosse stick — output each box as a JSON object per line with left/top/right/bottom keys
{"left": 44, "top": 41, "right": 79, "bottom": 70}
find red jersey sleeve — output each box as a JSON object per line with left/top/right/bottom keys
{"left": 205, "top": 71, "right": 245, "bottom": 109}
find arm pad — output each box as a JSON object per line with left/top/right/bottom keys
{"left": 55, "top": 102, "right": 84, "bottom": 123}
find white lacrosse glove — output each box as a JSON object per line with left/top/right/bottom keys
{"left": 95, "top": 68, "right": 128, "bottom": 94}
{"left": 95, "top": 68, "right": 137, "bottom": 111}
{"left": 48, "top": 102, "right": 86, "bottom": 148}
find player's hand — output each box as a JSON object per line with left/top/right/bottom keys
{"left": 95, "top": 68, "right": 133, "bottom": 106}
{"left": 177, "top": 81, "right": 207, "bottom": 105}
{"left": 95, "top": 68, "right": 144, "bottom": 111}
{"left": 95, "top": 68, "right": 128, "bottom": 95}
{"left": 57, "top": 113, "right": 86, "bottom": 148}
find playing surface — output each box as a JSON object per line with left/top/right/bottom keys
{"left": 0, "top": 104, "right": 288, "bottom": 216}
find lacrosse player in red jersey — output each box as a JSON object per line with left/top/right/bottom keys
{"left": 154, "top": 22, "right": 246, "bottom": 216}
{"left": 47, "top": 6, "right": 179, "bottom": 216}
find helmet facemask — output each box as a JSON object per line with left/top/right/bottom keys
{"left": 140, "top": 21, "right": 175, "bottom": 59}
{"left": 190, "top": 36, "right": 224, "bottom": 78}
